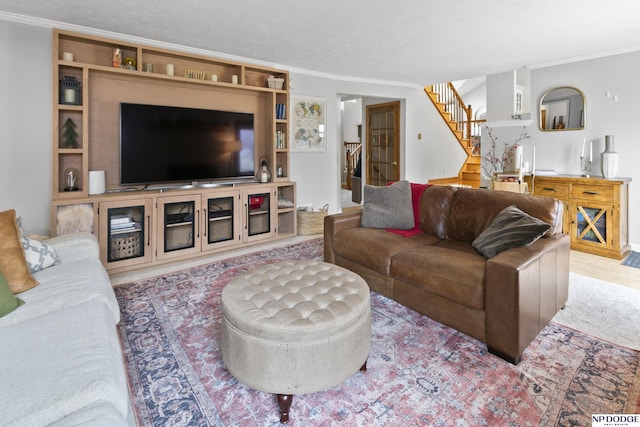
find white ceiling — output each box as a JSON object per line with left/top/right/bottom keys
{"left": 2, "top": 0, "right": 640, "bottom": 86}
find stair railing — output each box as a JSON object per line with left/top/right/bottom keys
{"left": 428, "top": 82, "right": 474, "bottom": 151}
{"left": 343, "top": 141, "right": 361, "bottom": 190}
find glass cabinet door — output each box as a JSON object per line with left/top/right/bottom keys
{"left": 164, "top": 201, "right": 195, "bottom": 252}
{"left": 107, "top": 206, "right": 145, "bottom": 262}
{"left": 572, "top": 203, "right": 612, "bottom": 249}
{"left": 205, "top": 194, "right": 237, "bottom": 247}
{"left": 201, "top": 190, "right": 241, "bottom": 251}
{"left": 99, "top": 198, "right": 153, "bottom": 269}
{"left": 247, "top": 192, "right": 271, "bottom": 237}
{"left": 157, "top": 195, "right": 201, "bottom": 260}
{"left": 244, "top": 189, "right": 275, "bottom": 243}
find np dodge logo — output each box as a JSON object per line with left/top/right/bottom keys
{"left": 592, "top": 414, "right": 640, "bottom": 426}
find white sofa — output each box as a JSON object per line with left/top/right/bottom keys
{"left": 0, "top": 232, "right": 131, "bottom": 426}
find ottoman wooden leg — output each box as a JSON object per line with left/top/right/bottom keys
{"left": 277, "top": 394, "right": 293, "bottom": 423}
{"left": 360, "top": 358, "right": 368, "bottom": 372}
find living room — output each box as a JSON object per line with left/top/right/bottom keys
{"left": 1, "top": 2, "right": 639, "bottom": 426}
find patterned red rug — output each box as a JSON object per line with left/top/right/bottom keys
{"left": 115, "top": 238, "right": 640, "bottom": 426}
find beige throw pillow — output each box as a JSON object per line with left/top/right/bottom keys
{"left": 0, "top": 210, "right": 38, "bottom": 293}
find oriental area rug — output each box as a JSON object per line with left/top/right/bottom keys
{"left": 115, "top": 238, "right": 640, "bottom": 426}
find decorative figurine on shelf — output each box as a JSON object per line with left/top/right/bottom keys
{"left": 256, "top": 156, "right": 271, "bottom": 183}
{"left": 64, "top": 168, "right": 79, "bottom": 192}
{"left": 121, "top": 57, "right": 137, "bottom": 70}
{"left": 112, "top": 47, "right": 122, "bottom": 68}
{"left": 61, "top": 117, "right": 80, "bottom": 148}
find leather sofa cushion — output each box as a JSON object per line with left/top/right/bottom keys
{"left": 333, "top": 228, "right": 439, "bottom": 276}
{"left": 391, "top": 244, "right": 486, "bottom": 311}
{"left": 446, "top": 188, "right": 562, "bottom": 242}
{"left": 419, "top": 185, "right": 457, "bottom": 239}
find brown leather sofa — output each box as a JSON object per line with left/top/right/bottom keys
{"left": 324, "top": 185, "right": 570, "bottom": 364}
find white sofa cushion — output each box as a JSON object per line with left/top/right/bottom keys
{"left": 0, "top": 258, "right": 119, "bottom": 327}
{"left": 0, "top": 300, "right": 129, "bottom": 426}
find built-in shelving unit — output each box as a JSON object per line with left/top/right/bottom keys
{"left": 51, "top": 29, "right": 296, "bottom": 273}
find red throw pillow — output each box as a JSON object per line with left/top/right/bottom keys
{"left": 386, "top": 183, "right": 431, "bottom": 237}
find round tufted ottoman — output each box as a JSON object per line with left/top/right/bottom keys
{"left": 221, "top": 260, "right": 371, "bottom": 423}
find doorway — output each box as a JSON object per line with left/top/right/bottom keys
{"left": 366, "top": 101, "right": 400, "bottom": 186}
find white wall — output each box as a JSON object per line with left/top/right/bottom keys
{"left": 0, "top": 21, "right": 51, "bottom": 234}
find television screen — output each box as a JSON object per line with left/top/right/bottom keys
{"left": 120, "top": 103, "right": 255, "bottom": 185}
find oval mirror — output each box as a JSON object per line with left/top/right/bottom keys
{"left": 539, "top": 86, "right": 585, "bottom": 131}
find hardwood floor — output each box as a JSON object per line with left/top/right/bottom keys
{"left": 570, "top": 250, "right": 640, "bottom": 290}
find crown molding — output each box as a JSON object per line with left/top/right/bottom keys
{"left": 528, "top": 44, "right": 640, "bottom": 70}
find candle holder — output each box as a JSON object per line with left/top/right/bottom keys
{"left": 580, "top": 155, "right": 592, "bottom": 177}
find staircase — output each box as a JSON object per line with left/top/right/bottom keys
{"left": 424, "top": 83, "right": 484, "bottom": 187}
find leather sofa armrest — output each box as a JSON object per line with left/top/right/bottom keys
{"left": 484, "top": 234, "right": 570, "bottom": 363}
{"left": 323, "top": 210, "right": 362, "bottom": 263}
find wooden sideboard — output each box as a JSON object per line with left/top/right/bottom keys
{"left": 527, "top": 174, "right": 631, "bottom": 259}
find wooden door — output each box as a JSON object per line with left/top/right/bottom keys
{"left": 366, "top": 101, "right": 400, "bottom": 185}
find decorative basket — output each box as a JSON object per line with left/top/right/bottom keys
{"left": 110, "top": 232, "right": 142, "bottom": 260}
{"left": 297, "top": 204, "right": 329, "bottom": 236}
{"left": 267, "top": 77, "right": 285, "bottom": 90}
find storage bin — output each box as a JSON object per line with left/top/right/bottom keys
{"left": 297, "top": 204, "right": 328, "bottom": 236}
{"left": 267, "top": 77, "right": 285, "bottom": 90}
{"left": 110, "top": 232, "right": 142, "bottom": 260}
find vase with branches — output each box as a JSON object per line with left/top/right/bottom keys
{"left": 481, "top": 127, "right": 530, "bottom": 187}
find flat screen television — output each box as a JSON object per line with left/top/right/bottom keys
{"left": 120, "top": 103, "right": 255, "bottom": 186}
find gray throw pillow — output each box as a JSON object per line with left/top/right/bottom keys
{"left": 472, "top": 205, "right": 551, "bottom": 258}
{"left": 361, "top": 180, "right": 414, "bottom": 229}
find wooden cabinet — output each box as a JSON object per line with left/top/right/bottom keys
{"left": 530, "top": 175, "right": 631, "bottom": 259}
{"left": 51, "top": 30, "right": 296, "bottom": 272}
{"left": 53, "top": 183, "right": 291, "bottom": 273}
{"left": 156, "top": 190, "right": 245, "bottom": 260}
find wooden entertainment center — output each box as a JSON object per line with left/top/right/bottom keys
{"left": 50, "top": 29, "right": 296, "bottom": 273}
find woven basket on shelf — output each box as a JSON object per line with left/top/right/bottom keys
{"left": 297, "top": 204, "right": 329, "bottom": 236}
{"left": 110, "top": 232, "right": 141, "bottom": 260}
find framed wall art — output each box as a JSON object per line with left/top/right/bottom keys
{"left": 290, "top": 95, "right": 326, "bottom": 152}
